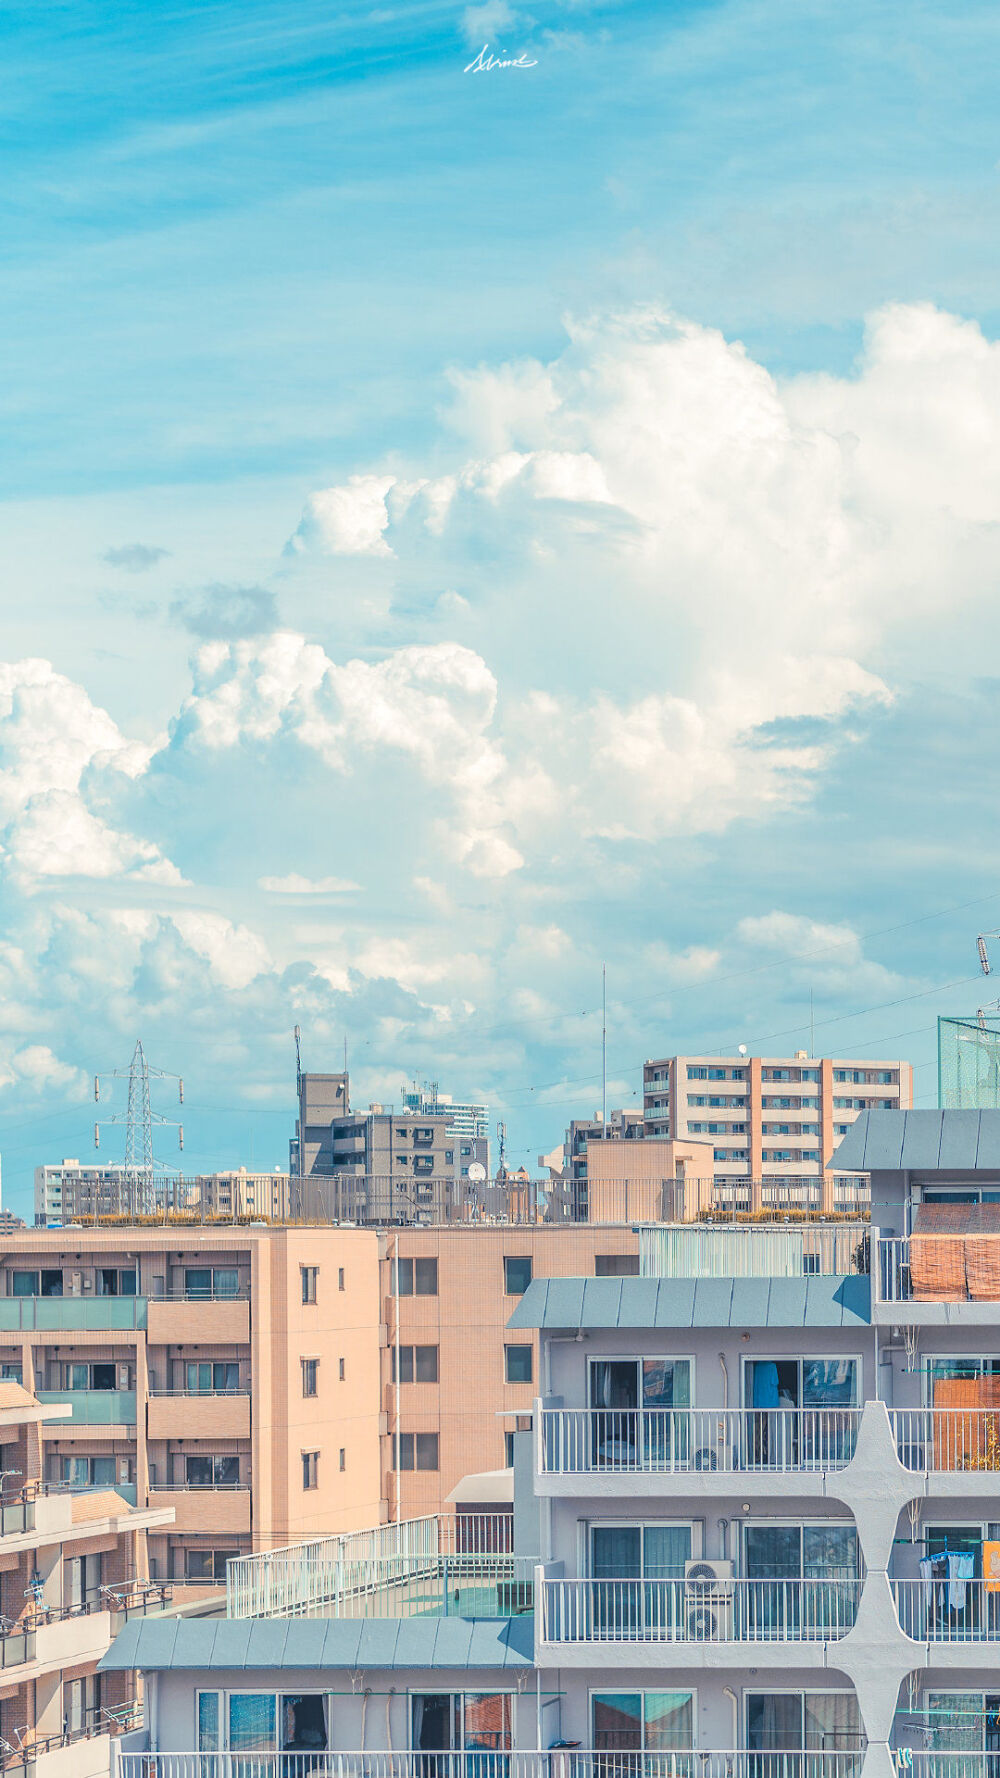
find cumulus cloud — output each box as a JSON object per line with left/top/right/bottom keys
{"left": 0, "top": 659, "right": 179, "bottom": 884}
{"left": 103, "top": 544, "right": 170, "bottom": 572}
{"left": 462, "top": 0, "right": 518, "bottom": 47}
{"left": 171, "top": 582, "right": 277, "bottom": 639}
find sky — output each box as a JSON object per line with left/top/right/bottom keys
{"left": 1, "top": 0, "right": 1000, "bottom": 1212}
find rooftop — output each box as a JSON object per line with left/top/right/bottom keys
{"left": 506, "top": 1272, "right": 871, "bottom": 1330}
{"left": 830, "top": 1108, "right": 1000, "bottom": 1173}
{"left": 101, "top": 1614, "right": 535, "bottom": 1672}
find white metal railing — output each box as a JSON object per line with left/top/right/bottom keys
{"left": 234, "top": 1552, "right": 536, "bottom": 1621}
{"left": 638, "top": 1225, "right": 869, "bottom": 1281}
{"left": 892, "top": 1408, "right": 1000, "bottom": 1472}
{"left": 540, "top": 1577, "right": 861, "bottom": 1643}
{"left": 227, "top": 1514, "right": 515, "bottom": 1618}
{"left": 893, "top": 1577, "right": 1000, "bottom": 1640}
{"left": 117, "top": 1754, "right": 867, "bottom": 1778}
{"left": 904, "top": 1758, "right": 1000, "bottom": 1778}
{"left": 540, "top": 1409, "right": 860, "bottom": 1474}
{"left": 877, "top": 1238, "right": 915, "bottom": 1303}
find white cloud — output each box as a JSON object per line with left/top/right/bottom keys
{"left": 461, "top": 0, "right": 518, "bottom": 48}
{"left": 169, "top": 911, "right": 272, "bottom": 991}
{"left": 287, "top": 474, "right": 396, "bottom": 556}
{"left": 258, "top": 873, "right": 361, "bottom": 894}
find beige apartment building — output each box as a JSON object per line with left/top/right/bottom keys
{"left": 380, "top": 1222, "right": 642, "bottom": 1520}
{"left": 642, "top": 1050, "right": 913, "bottom": 1207}
{"left": 0, "top": 1377, "right": 169, "bottom": 1774}
{"left": 0, "top": 1226, "right": 383, "bottom": 1582}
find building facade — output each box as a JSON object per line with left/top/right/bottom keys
{"left": 103, "top": 1109, "right": 1000, "bottom": 1778}
{"left": 291, "top": 1071, "right": 487, "bottom": 1199}
{"left": 642, "top": 1052, "right": 913, "bottom": 1210}
{"left": 0, "top": 1376, "right": 170, "bottom": 1777}
{"left": 0, "top": 1226, "right": 383, "bottom": 1588}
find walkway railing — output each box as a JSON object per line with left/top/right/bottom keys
{"left": 893, "top": 1577, "right": 1000, "bottom": 1640}
{"left": 638, "top": 1225, "right": 869, "bottom": 1281}
{"left": 540, "top": 1577, "right": 861, "bottom": 1643}
{"left": 892, "top": 1409, "right": 1000, "bottom": 1472}
{"left": 540, "top": 1409, "right": 860, "bottom": 1475}
{"left": 118, "top": 1753, "right": 867, "bottom": 1778}
{"left": 227, "top": 1513, "right": 516, "bottom": 1619}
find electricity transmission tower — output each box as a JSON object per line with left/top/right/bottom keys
{"left": 94, "top": 1040, "right": 184, "bottom": 1216}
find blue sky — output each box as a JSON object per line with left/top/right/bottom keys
{"left": 1, "top": 0, "right": 1000, "bottom": 1212}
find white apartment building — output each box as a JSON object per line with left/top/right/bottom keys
{"left": 102, "top": 1108, "right": 1000, "bottom": 1778}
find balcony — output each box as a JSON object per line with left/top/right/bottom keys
{"left": 227, "top": 1513, "right": 518, "bottom": 1618}
{"left": 147, "top": 1390, "right": 251, "bottom": 1440}
{"left": 639, "top": 1224, "right": 869, "bottom": 1280}
{"left": 876, "top": 1236, "right": 1000, "bottom": 1321}
{"left": 146, "top": 1293, "right": 249, "bottom": 1344}
{"left": 892, "top": 1408, "right": 1000, "bottom": 1475}
{"left": 0, "top": 1297, "right": 146, "bottom": 1332}
{"left": 148, "top": 1484, "right": 251, "bottom": 1535}
{"left": 539, "top": 1408, "right": 860, "bottom": 1488}
{"left": 893, "top": 1577, "right": 1000, "bottom": 1641}
{"left": 117, "top": 1757, "right": 867, "bottom": 1778}
{"left": 36, "top": 1389, "right": 137, "bottom": 1427}
{"left": 540, "top": 1577, "right": 861, "bottom": 1647}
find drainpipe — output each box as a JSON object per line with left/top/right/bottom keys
{"left": 723, "top": 1687, "right": 738, "bottom": 1749}
{"left": 718, "top": 1352, "right": 728, "bottom": 1410}
{"left": 392, "top": 1235, "right": 402, "bottom": 1523}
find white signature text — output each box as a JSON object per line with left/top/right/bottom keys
{"left": 464, "top": 43, "right": 538, "bottom": 72}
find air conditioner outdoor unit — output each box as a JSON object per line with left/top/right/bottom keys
{"left": 684, "top": 1558, "right": 734, "bottom": 1640}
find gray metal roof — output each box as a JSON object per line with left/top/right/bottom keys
{"left": 100, "top": 1615, "right": 535, "bottom": 1673}
{"left": 829, "top": 1109, "right": 1000, "bottom": 1174}
{"left": 506, "top": 1274, "right": 869, "bottom": 1330}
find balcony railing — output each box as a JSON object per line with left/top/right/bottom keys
{"left": 540, "top": 1409, "right": 860, "bottom": 1475}
{"left": 904, "top": 1758, "right": 1000, "bottom": 1778}
{"left": 227, "top": 1513, "right": 515, "bottom": 1618}
{"left": 540, "top": 1577, "right": 861, "bottom": 1643}
{"left": 102, "top": 1581, "right": 173, "bottom": 1620}
{"left": 36, "top": 1388, "right": 137, "bottom": 1425}
{"left": 0, "top": 1296, "right": 147, "bottom": 1331}
{"left": 892, "top": 1409, "right": 1000, "bottom": 1471}
{"left": 638, "top": 1225, "right": 869, "bottom": 1281}
{"left": 877, "top": 1236, "right": 1000, "bottom": 1305}
{"left": 117, "top": 1753, "right": 867, "bottom": 1778}
{"left": 893, "top": 1577, "right": 1000, "bottom": 1640}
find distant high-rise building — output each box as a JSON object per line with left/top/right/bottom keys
{"left": 291, "top": 1072, "right": 489, "bottom": 1206}
{"left": 641, "top": 1050, "right": 913, "bottom": 1212}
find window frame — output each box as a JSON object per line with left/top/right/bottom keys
{"left": 589, "top": 1686, "right": 697, "bottom": 1753}
{"left": 504, "top": 1343, "right": 533, "bottom": 1386}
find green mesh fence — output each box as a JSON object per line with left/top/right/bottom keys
{"left": 938, "top": 1014, "right": 1000, "bottom": 1108}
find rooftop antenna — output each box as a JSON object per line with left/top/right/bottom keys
{"left": 294, "top": 1025, "right": 302, "bottom": 1090}
{"left": 497, "top": 1119, "right": 507, "bottom": 1187}
{"left": 602, "top": 963, "right": 607, "bottom": 1125}
{"left": 94, "top": 1040, "right": 183, "bottom": 1217}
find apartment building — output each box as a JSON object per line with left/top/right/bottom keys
{"left": 0, "top": 1226, "right": 382, "bottom": 1588}
{"left": 381, "top": 1223, "right": 643, "bottom": 1521}
{"left": 0, "top": 1376, "right": 170, "bottom": 1776}
{"left": 103, "top": 1107, "right": 1000, "bottom": 1778}
{"left": 642, "top": 1051, "right": 913, "bottom": 1209}
{"left": 401, "top": 1081, "right": 490, "bottom": 1154}
{"left": 34, "top": 1164, "right": 292, "bottom": 1227}
{"left": 291, "top": 1070, "right": 487, "bottom": 1194}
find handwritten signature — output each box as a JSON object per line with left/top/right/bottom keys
{"left": 464, "top": 43, "right": 538, "bottom": 72}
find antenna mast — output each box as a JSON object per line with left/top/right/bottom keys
{"left": 602, "top": 963, "right": 607, "bottom": 1125}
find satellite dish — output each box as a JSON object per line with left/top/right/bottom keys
{"left": 468, "top": 1162, "right": 487, "bottom": 1183}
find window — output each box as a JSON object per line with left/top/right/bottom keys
{"left": 411, "top": 1692, "right": 512, "bottom": 1753}
{"left": 338, "top": 1267, "right": 345, "bottom": 1292}
{"left": 339, "top": 1357, "right": 345, "bottom": 1381}
{"left": 393, "top": 1344, "right": 439, "bottom": 1384}
{"left": 503, "top": 1255, "right": 532, "bottom": 1296}
{"left": 595, "top": 1254, "right": 640, "bottom": 1277}
{"left": 185, "top": 1267, "right": 238, "bottom": 1300}
{"left": 745, "top": 1691, "right": 862, "bottom": 1752}
{"left": 592, "top": 1691, "right": 694, "bottom": 1754}
{"left": 199, "top": 1691, "right": 328, "bottom": 1754}
{"left": 53, "top": 1454, "right": 116, "bottom": 1488}
{"left": 0, "top": 1363, "right": 22, "bottom": 1384}
{"left": 198, "top": 1693, "right": 221, "bottom": 1753}
{"left": 186, "top": 1362, "right": 240, "bottom": 1394}
{"left": 186, "top": 1549, "right": 238, "bottom": 1582}
{"left": 504, "top": 1430, "right": 516, "bottom": 1466}
{"left": 301, "top": 1359, "right": 318, "bottom": 1398}
{"left": 98, "top": 1268, "right": 137, "bottom": 1296}
{"left": 185, "top": 1454, "right": 240, "bottom": 1487}
{"left": 300, "top": 1266, "right": 318, "bottom": 1305}
{"left": 396, "top": 1256, "right": 438, "bottom": 1295}
{"left": 339, "top": 1448, "right": 346, "bottom": 1471}
{"left": 504, "top": 1344, "right": 533, "bottom": 1385}
{"left": 302, "top": 1451, "right": 319, "bottom": 1490}
{"left": 9, "top": 1270, "right": 37, "bottom": 1297}
{"left": 399, "top": 1432, "right": 439, "bottom": 1470}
